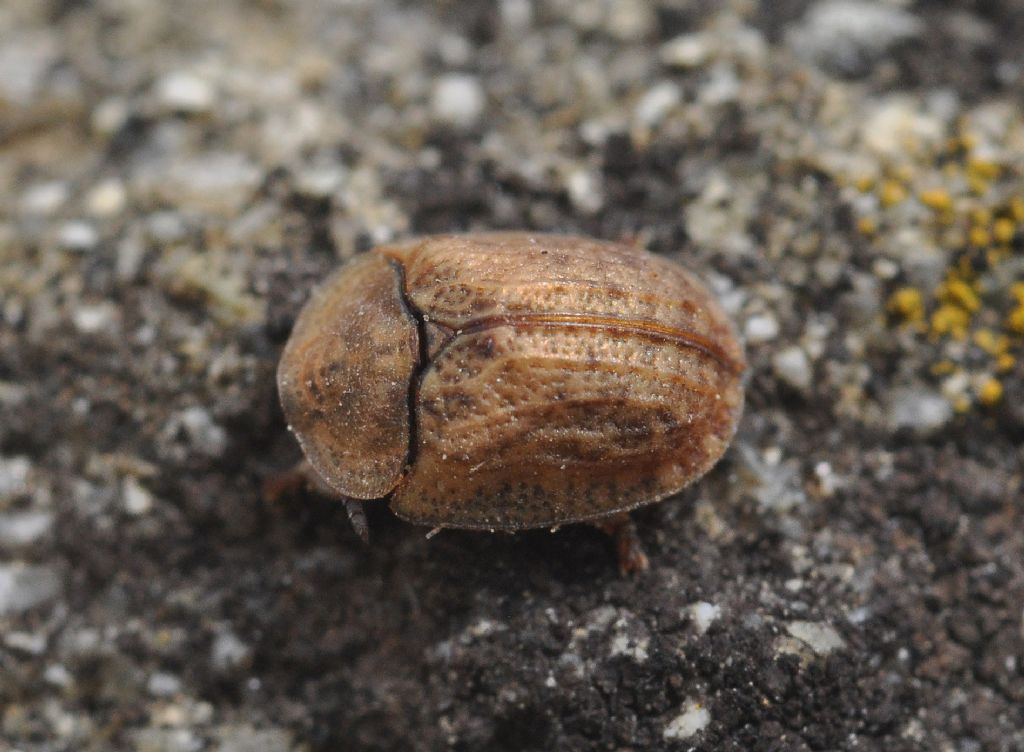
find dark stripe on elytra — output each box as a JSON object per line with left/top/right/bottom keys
{"left": 435, "top": 312, "right": 742, "bottom": 375}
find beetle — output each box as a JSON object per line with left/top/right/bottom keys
{"left": 274, "top": 232, "right": 745, "bottom": 570}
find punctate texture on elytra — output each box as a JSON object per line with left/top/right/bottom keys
{"left": 277, "top": 233, "right": 746, "bottom": 530}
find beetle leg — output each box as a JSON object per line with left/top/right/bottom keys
{"left": 261, "top": 460, "right": 309, "bottom": 503}
{"left": 343, "top": 498, "right": 370, "bottom": 543}
{"left": 592, "top": 513, "right": 650, "bottom": 573}
{"left": 263, "top": 460, "right": 371, "bottom": 543}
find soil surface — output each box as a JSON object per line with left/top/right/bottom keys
{"left": 1, "top": 1, "right": 1023, "bottom": 750}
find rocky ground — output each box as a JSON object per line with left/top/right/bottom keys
{"left": 2, "top": 1, "right": 1023, "bottom": 750}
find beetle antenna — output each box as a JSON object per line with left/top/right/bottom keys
{"left": 344, "top": 498, "right": 370, "bottom": 543}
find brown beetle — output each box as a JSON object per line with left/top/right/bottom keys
{"left": 275, "top": 233, "right": 745, "bottom": 569}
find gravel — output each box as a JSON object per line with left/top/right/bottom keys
{"left": 663, "top": 700, "right": 712, "bottom": 741}
{"left": 772, "top": 345, "right": 814, "bottom": 393}
{"left": 0, "top": 562, "right": 61, "bottom": 615}
{"left": 0, "top": 511, "right": 54, "bottom": 548}
{"left": 431, "top": 74, "right": 486, "bottom": 128}
{"left": 786, "top": 1, "right": 924, "bottom": 77}
{"left": 886, "top": 386, "right": 955, "bottom": 436}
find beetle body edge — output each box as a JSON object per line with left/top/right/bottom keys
{"left": 277, "top": 232, "right": 745, "bottom": 531}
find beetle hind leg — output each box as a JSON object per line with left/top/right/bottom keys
{"left": 591, "top": 513, "right": 650, "bottom": 574}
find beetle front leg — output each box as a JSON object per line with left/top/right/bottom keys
{"left": 591, "top": 513, "right": 650, "bottom": 573}
{"left": 263, "top": 460, "right": 371, "bottom": 542}
{"left": 342, "top": 498, "right": 370, "bottom": 543}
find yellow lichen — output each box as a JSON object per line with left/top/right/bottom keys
{"left": 894, "top": 164, "right": 916, "bottom": 183}
{"left": 937, "top": 278, "right": 980, "bottom": 312}
{"left": 992, "top": 217, "right": 1015, "bottom": 244}
{"left": 1007, "top": 305, "right": 1024, "bottom": 335}
{"left": 854, "top": 175, "right": 875, "bottom": 193}
{"left": 968, "top": 176, "right": 990, "bottom": 195}
{"left": 958, "top": 132, "right": 979, "bottom": 151}
{"left": 973, "top": 328, "right": 1009, "bottom": 356}
{"left": 977, "top": 378, "right": 1003, "bottom": 406}
{"left": 970, "top": 207, "right": 992, "bottom": 226}
{"left": 996, "top": 353, "right": 1016, "bottom": 374}
{"left": 856, "top": 216, "right": 878, "bottom": 236}
{"left": 967, "top": 158, "right": 1002, "bottom": 181}
{"left": 968, "top": 226, "right": 991, "bottom": 247}
{"left": 931, "top": 304, "right": 971, "bottom": 339}
{"left": 1010, "top": 197, "right": 1024, "bottom": 222}
{"left": 918, "top": 189, "right": 953, "bottom": 213}
{"left": 879, "top": 180, "right": 907, "bottom": 208}
{"left": 852, "top": 120, "right": 1019, "bottom": 415}
{"left": 887, "top": 287, "right": 924, "bottom": 322}
{"left": 952, "top": 394, "right": 972, "bottom": 413}
{"left": 1008, "top": 284, "right": 1024, "bottom": 334}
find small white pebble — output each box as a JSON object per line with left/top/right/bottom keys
{"left": 179, "top": 407, "right": 228, "bottom": 458}
{"left": 500, "top": 0, "right": 533, "bottom": 31}
{"left": 872, "top": 258, "right": 899, "bottom": 280}
{"left": 468, "top": 618, "right": 503, "bottom": 639}
{"left": 86, "top": 179, "right": 127, "bottom": 217}
{"left": 888, "top": 387, "right": 953, "bottom": 436}
{"left": 786, "top": 621, "right": 846, "bottom": 655}
{"left": 698, "top": 63, "right": 740, "bottom": 106}
{"left": 663, "top": 699, "right": 711, "bottom": 740}
{"left": 0, "top": 511, "right": 54, "bottom": 547}
{"left": 772, "top": 346, "right": 812, "bottom": 392}
{"left": 0, "top": 456, "right": 32, "bottom": 499}
{"left": 147, "top": 672, "right": 182, "bottom": 697}
{"left": 91, "top": 97, "right": 129, "bottom": 136}
{"left": 0, "top": 562, "right": 61, "bottom": 615}
{"left": 941, "top": 372, "right": 970, "bottom": 403}
{"left": 59, "top": 221, "right": 99, "bottom": 251}
{"left": 22, "top": 181, "right": 68, "bottom": 216}
{"left": 72, "top": 302, "right": 119, "bottom": 335}
{"left": 846, "top": 606, "right": 871, "bottom": 624}
{"left": 814, "top": 461, "right": 838, "bottom": 496}
{"left": 744, "top": 313, "right": 779, "bottom": 344}
{"left": 155, "top": 71, "right": 215, "bottom": 113}
{"left": 5, "top": 630, "right": 47, "bottom": 655}
{"left": 147, "top": 211, "right": 188, "bottom": 243}
{"left": 295, "top": 165, "right": 347, "bottom": 199}
{"left": 565, "top": 169, "right": 605, "bottom": 215}
{"left": 431, "top": 74, "right": 485, "bottom": 127}
{"left": 660, "top": 32, "right": 712, "bottom": 68}
{"left": 686, "top": 601, "right": 721, "bottom": 635}
{"left": 122, "top": 476, "right": 154, "bottom": 515}
{"left": 211, "top": 631, "right": 251, "bottom": 672}
{"left": 634, "top": 81, "right": 680, "bottom": 127}
{"left": 44, "top": 664, "right": 73, "bottom": 688}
